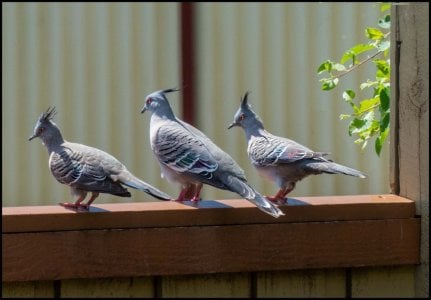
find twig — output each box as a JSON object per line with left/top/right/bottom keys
{"left": 335, "top": 32, "right": 391, "bottom": 80}
{"left": 353, "top": 103, "right": 380, "bottom": 117}
{"left": 335, "top": 51, "right": 383, "bottom": 79}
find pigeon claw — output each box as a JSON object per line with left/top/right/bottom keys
{"left": 59, "top": 202, "right": 90, "bottom": 211}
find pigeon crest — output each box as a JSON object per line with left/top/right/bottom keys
{"left": 39, "top": 106, "right": 57, "bottom": 123}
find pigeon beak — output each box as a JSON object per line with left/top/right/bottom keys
{"left": 141, "top": 107, "right": 147, "bottom": 114}
{"left": 28, "top": 134, "right": 37, "bottom": 141}
{"left": 227, "top": 122, "right": 237, "bottom": 129}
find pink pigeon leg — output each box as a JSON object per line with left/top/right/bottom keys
{"left": 266, "top": 188, "right": 287, "bottom": 202}
{"left": 281, "top": 183, "right": 296, "bottom": 199}
{"left": 81, "top": 192, "right": 99, "bottom": 210}
{"left": 191, "top": 183, "right": 203, "bottom": 202}
{"left": 173, "top": 187, "right": 190, "bottom": 202}
{"left": 59, "top": 195, "right": 86, "bottom": 209}
{"left": 266, "top": 183, "right": 296, "bottom": 203}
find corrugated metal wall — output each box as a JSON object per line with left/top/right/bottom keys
{"left": 2, "top": 2, "right": 389, "bottom": 207}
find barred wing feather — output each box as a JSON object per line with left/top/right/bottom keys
{"left": 250, "top": 136, "right": 330, "bottom": 166}
{"left": 154, "top": 124, "right": 218, "bottom": 179}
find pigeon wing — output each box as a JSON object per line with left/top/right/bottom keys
{"left": 153, "top": 123, "right": 219, "bottom": 180}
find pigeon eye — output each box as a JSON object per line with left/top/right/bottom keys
{"left": 146, "top": 98, "right": 152, "bottom": 104}
{"left": 239, "top": 114, "right": 245, "bottom": 121}
{"left": 37, "top": 127, "right": 45, "bottom": 134}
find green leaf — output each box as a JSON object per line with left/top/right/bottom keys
{"left": 342, "top": 90, "right": 358, "bottom": 111}
{"left": 375, "top": 59, "right": 390, "bottom": 79}
{"left": 342, "top": 90, "right": 356, "bottom": 101}
{"left": 332, "top": 63, "right": 346, "bottom": 71}
{"left": 375, "top": 137, "right": 383, "bottom": 156}
{"left": 381, "top": 126, "right": 389, "bottom": 143}
{"left": 317, "top": 60, "right": 333, "bottom": 74}
{"left": 378, "top": 14, "right": 391, "bottom": 29}
{"left": 374, "top": 59, "right": 389, "bottom": 74}
{"left": 384, "top": 47, "right": 390, "bottom": 58}
{"left": 381, "top": 3, "right": 391, "bottom": 12}
{"left": 380, "top": 112, "right": 390, "bottom": 132}
{"left": 360, "top": 80, "right": 378, "bottom": 90}
{"left": 363, "top": 110, "right": 376, "bottom": 122}
{"left": 366, "top": 28, "right": 384, "bottom": 40}
{"left": 357, "top": 97, "right": 379, "bottom": 115}
{"left": 321, "top": 78, "right": 339, "bottom": 91}
{"left": 341, "top": 44, "right": 375, "bottom": 64}
{"left": 340, "top": 51, "right": 352, "bottom": 65}
{"left": 359, "top": 111, "right": 377, "bottom": 134}
{"left": 358, "top": 121, "right": 379, "bottom": 149}
{"left": 379, "top": 87, "right": 390, "bottom": 112}
{"left": 351, "top": 43, "right": 375, "bottom": 55}
{"left": 339, "top": 114, "right": 351, "bottom": 120}
{"left": 377, "top": 40, "right": 390, "bottom": 52}
{"left": 348, "top": 118, "right": 366, "bottom": 136}
{"left": 375, "top": 127, "right": 389, "bottom": 156}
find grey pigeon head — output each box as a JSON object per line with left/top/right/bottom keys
{"left": 141, "top": 87, "right": 180, "bottom": 114}
{"left": 228, "top": 91, "right": 264, "bottom": 130}
{"left": 28, "top": 106, "right": 62, "bottom": 145}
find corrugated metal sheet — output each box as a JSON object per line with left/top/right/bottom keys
{"left": 2, "top": 2, "right": 389, "bottom": 207}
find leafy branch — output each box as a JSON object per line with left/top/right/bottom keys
{"left": 316, "top": 3, "right": 391, "bottom": 156}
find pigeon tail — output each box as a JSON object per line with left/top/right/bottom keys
{"left": 311, "top": 162, "right": 367, "bottom": 178}
{"left": 331, "top": 163, "right": 367, "bottom": 178}
{"left": 119, "top": 174, "right": 172, "bottom": 200}
{"left": 112, "top": 190, "right": 132, "bottom": 197}
{"left": 224, "top": 175, "right": 285, "bottom": 218}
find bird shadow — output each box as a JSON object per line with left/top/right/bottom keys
{"left": 282, "top": 197, "right": 309, "bottom": 206}
{"left": 58, "top": 204, "right": 111, "bottom": 213}
{"left": 171, "top": 197, "right": 310, "bottom": 208}
{"left": 87, "top": 206, "right": 111, "bottom": 212}
{"left": 251, "top": 197, "right": 310, "bottom": 207}
{"left": 57, "top": 197, "right": 310, "bottom": 213}
{"left": 171, "top": 200, "right": 233, "bottom": 209}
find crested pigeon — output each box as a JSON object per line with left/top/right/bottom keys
{"left": 140, "top": 88, "right": 284, "bottom": 218}
{"left": 228, "top": 92, "right": 367, "bottom": 203}
{"left": 29, "top": 107, "right": 172, "bottom": 210}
